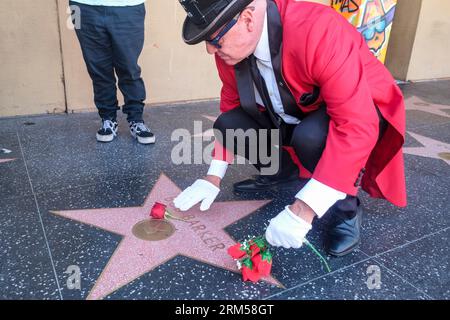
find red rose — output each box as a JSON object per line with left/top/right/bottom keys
{"left": 242, "top": 266, "right": 261, "bottom": 283}
{"left": 150, "top": 202, "right": 166, "bottom": 219}
{"left": 227, "top": 243, "right": 246, "bottom": 259}
{"left": 251, "top": 254, "right": 262, "bottom": 270}
{"left": 249, "top": 244, "right": 260, "bottom": 257}
{"left": 251, "top": 254, "right": 272, "bottom": 277}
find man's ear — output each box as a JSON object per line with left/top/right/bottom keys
{"left": 240, "top": 7, "right": 256, "bottom": 32}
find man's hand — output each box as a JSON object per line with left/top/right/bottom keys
{"left": 265, "top": 201, "right": 316, "bottom": 249}
{"left": 173, "top": 176, "right": 221, "bottom": 211}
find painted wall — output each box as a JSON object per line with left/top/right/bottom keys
{"left": 406, "top": 0, "right": 450, "bottom": 80}
{"left": 384, "top": 0, "right": 422, "bottom": 79}
{"left": 386, "top": 0, "right": 450, "bottom": 81}
{"left": 0, "top": 0, "right": 66, "bottom": 117}
{"left": 331, "top": 0, "right": 398, "bottom": 63}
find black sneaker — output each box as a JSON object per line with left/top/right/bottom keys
{"left": 129, "top": 121, "right": 155, "bottom": 144}
{"left": 96, "top": 119, "right": 118, "bottom": 143}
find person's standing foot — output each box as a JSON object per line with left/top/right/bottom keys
{"left": 96, "top": 119, "right": 118, "bottom": 143}
{"left": 129, "top": 121, "right": 155, "bottom": 144}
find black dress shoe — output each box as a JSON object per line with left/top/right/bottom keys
{"left": 326, "top": 204, "right": 362, "bottom": 257}
{"left": 233, "top": 171, "right": 299, "bottom": 193}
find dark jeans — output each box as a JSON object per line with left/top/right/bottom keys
{"left": 70, "top": 1, "right": 146, "bottom": 122}
{"left": 213, "top": 106, "right": 388, "bottom": 216}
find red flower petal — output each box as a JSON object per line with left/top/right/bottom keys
{"left": 251, "top": 253, "right": 272, "bottom": 276}
{"left": 150, "top": 202, "right": 166, "bottom": 219}
{"left": 242, "top": 266, "right": 261, "bottom": 283}
{"left": 227, "top": 243, "right": 246, "bottom": 259}
{"left": 257, "top": 260, "right": 272, "bottom": 277}
{"left": 251, "top": 253, "right": 262, "bottom": 270}
{"left": 249, "top": 244, "right": 260, "bottom": 257}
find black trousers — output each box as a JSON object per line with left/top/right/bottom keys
{"left": 71, "top": 2, "right": 147, "bottom": 122}
{"left": 214, "top": 106, "right": 331, "bottom": 174}
{"left": 213, "top": 106, "right": 388, "bottom": 217}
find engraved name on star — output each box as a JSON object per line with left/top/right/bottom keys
{"left": 51, "top": 174, "right": 280, "bottom": 300}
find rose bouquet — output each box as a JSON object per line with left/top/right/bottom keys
{"left": 228, "top": 235, "right": 331, "bottom": 283}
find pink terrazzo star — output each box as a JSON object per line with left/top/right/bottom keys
{"left": 405, "top": 96, "right": 450, "bottom": 119}
{"left": 404, "top": 131, "right": 450, "bottom": 166}
{"left": 52, "top": 173, "right": 281, "bottom": 300}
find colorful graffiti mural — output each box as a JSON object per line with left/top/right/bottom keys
{"left": 331, "top": 0, "right": 397, "bottom": 63}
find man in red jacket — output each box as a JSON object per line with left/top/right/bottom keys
{"left": 174, "top": 0, "right": 406, "bottom": 256}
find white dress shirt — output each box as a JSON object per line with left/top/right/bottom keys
{"left": 253, "top": 13, "right": 301, "bottom": 125}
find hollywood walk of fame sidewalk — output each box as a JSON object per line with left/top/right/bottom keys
{"left": 0, "top": 80, "right": 449, "bottom": 300}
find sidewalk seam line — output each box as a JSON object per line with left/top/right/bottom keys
{"left": 16, "top": 132, "right": 64, "bottom": 300}
{"left": 371, "top": 256, "right": 434, "bottom": 300}
{"left": 361, "top": 226, "right": 450, "bottom": 258}
{"left": 358, "top": 227, "right": 450, "bottom": 300}
{"left": 262, "top": 253, "right": 374, "bottom": 300}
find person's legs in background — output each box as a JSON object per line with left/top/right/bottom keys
{"left": 71, "top": 2, "right": 119, "bottom": 142}
{"left": 108, "top": 4, "right": 154, "bottom": 144}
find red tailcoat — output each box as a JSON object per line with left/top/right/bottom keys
{"left": 213, "top": 0, "right": 407, "bottom": 207}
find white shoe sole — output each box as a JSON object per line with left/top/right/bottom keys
{"left": 136, "top": 135, "right": 156, "bottom": 144}
{"left": 96, "top": 133, "right": 115, "bottom": 143}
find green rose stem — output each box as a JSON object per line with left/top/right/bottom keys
{"left": 245, "top": 235, "right": 331, "bottom": 273}
{"left": 303, "top": 239, "right": 332, "bottom": 273}
{"left": 165, "top": 208, "right": 188, "bottom": 222}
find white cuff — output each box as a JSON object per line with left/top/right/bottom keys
{"left": 284, "top": 206, "right": 313, "bottom": 229}
{"left": 295, "top": 179, "right": 347, "bottom": 218}
{"left": 207, "top": 160, "right": 229, "bottom": 179}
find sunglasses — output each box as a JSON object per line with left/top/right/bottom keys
{"left": 362, "top": 18, "right": 387, "bottom": 41}
{"left": 206, "top": 13, "right": 240, "bottom": 49}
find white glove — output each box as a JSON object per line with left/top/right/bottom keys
{"left": 173, "top": 179, "right": 220, "bottom": 211}
{"left": 265, "top": 206, "right": 312, "bottom": 249}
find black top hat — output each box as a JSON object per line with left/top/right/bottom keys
{"left": 179, "top": 0, "right": 254, "bottom": 45}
